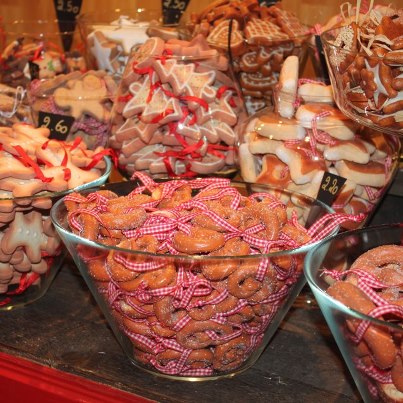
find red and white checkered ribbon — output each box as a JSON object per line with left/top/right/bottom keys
{"left": 354, "top": 359, "right": 392, "bottom": 384}
{"left": 307, "top": 213, "right": 366, "bottom": 242}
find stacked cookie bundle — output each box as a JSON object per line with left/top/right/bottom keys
{"left": 27, "top": 70, "right": 117, "bottom": 149}
{"left": 321, "top": 4, "right": 403, "bottom": 133}
{"left": 184, "top": 0, "right": 310, "bottom": 114}
{"left": 110, "top": 35, "right": 246, "bottom": 178}
{"left": 238, "top": 55, "right": 400, "bottom": 230}
{"left": 0, "top": 123, "right": 110, "bottom": 304}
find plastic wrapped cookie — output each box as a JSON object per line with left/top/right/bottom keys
{"left": 110, "top": 34, "right": 246, "bottom": 178}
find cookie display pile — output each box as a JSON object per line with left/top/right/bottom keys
{"left": 238, "top": 55, "right": 400, "bottom": 230}
{"left": 60, "top": 171, "right": 354, "bottom": 377}
{"left": 324, "top": 245, "right": 403, "bottom": 402}
{"left": 184, "top": 0, "right": 310, "bottom": 114}
{"left": 110, "top": 35, "right": 246, "bottom": 178}
{"left": 322, "top": 4, "right": 403, "bottom": 133}
{"left": 0, "top": 123, "right": 109, "bottom": 305}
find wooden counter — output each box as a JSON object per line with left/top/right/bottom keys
{"left": 0, "top": 172, "right": 402, "bottom": 402}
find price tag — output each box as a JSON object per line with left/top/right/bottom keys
{"left": 162, "top": 0, "right": 190, "bottom": 25}
{"left": 53, "top": 0, "right": 83, "bottom": 51}
{"left": 317, "top": 171, "right": 347, "bottom": 206}
{"left": 38, "top": 112, "right": 74, "bottom": 140}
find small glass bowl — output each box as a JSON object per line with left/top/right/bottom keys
{"left": 51, "top": 179, "right": 336, "bottom": 380}
{"left": 110, "top": 38, "right": 246, "bottom": 179}
{"left": 321, "top": 27, "right": 403, "bottom": 136}
{"left": 0, "top": 157, "right": 112, "bottom": 310}
{"left": 0, "top": 19, "right": 85, "bottom": 89}
{"left": 304, "top": 223, "right": 403, "bottom": 403}
{"left": 27, "top": 71, "right": 118, "bottom": 149}
{"left": 237, "top": 85, "right": 401, "bottom": 230}
{"left": 77, "top": 8, "right": 169, "bottom": 75}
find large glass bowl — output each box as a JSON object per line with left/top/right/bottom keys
{"left": 0, "top": 156, "right": 112, "bottom": 310}
{"left": 51, "top": 178, "right": 337, "bottom": 380}
{"left": 304, "top": 224, "right": 403, "bottom": 402}
{"left": 321, "top": 27, "right": 403, "bottom": 136}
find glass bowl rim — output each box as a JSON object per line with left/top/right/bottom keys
{"left": 0, "top": 156, "right": 112, "bottom": 202}
{"left": 51, "top": 179, "right": 337, "bottom": 262}
{"left": 304, "top": 222, "right": 403, "bottom": 332}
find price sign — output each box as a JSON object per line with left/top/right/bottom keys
{"left": 53, "top": 0, "right": 83, "bottom": 51}
{"left": 162, "top": 0, "right": 190, "bottom": 25}
{"left": 317, "top": 171, "right": 347, "bottom": 206}
{"left": 38, "top": 112, "right": 74, "bottom": 140}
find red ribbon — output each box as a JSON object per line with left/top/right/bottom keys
{"left": 12, "top": 145, "right": 53, "bottom": 183}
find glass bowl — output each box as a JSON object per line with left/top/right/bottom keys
{"left": 27, "top": 70, "right": 118, "bottom": 149}
{"left": 77, "top": 8, "right": 174, "bottom": 76}
{"left": 0, "top": 143, "right": 112, "bottom": 310}
{"left": 304, "top": 223, "right": 403, "bottom": 403}
{"left": 0, "top": 19, "right": 85, "bottom": 89}
{"left": 237, "top": 83, "right": 401, "bottom": 230}
{"left": 110, "top": 35, "right": 246, "bottom": 179}
{"left": 51, "top": 176, "right": 338, "bottom": 380}
{"left": 321, "top": 26, "right": 403, "bottom": 136}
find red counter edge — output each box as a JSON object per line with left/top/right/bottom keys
{"left": 0, "top": 351, "right": 155, "bottom": 403}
